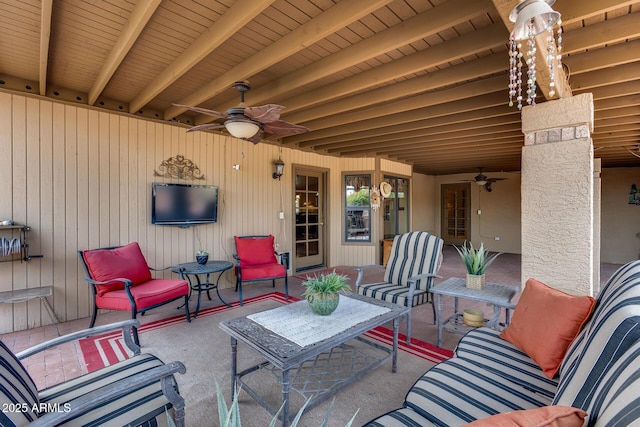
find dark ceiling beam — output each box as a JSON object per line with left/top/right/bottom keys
{"left": 129, "top": 0, "right": 274, "bottom": 113}
{"left": 290, "top": 92, "right": 509, "bottom": 146}
{"left": 329, "top": 125, "right": 522, "bottom": 155}
{"left": 38, "top": 0, "right": 53, "bottom": 96}
{"left": 318, "top": 115, "right": 522, "bottom": 151}
{"left": 299, "top": 104, "right": 519, "bottom": 148}
{"left": 286, "top": 12, "right": 639, "bottom": 144}
{"left": 284, "top": 44, "right": 506, "bottom": 125}
{"left": 201, "top": 0, "right": 497, "bottom": 122}
{"left": 274, "top": 23, "right": 507, "bottom": 117}
{"left": 165, "top": 0, "right": 394, "bottom": 120}
{"left": 89, "top": 0, "right": 161, "bottom": 106}
{"left": 369, "top": 132, "right": 524, "bottom": 157}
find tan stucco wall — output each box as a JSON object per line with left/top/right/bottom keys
{"left": 413, "top": 167, "right": 638, "bottom": 265}
{"left": 601, "top": 167, "right": 640, "bottom": 263}
{"left": 433, "top": 173, "right": 522, "bottom": 254}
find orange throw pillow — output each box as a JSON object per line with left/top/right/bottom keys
{"left": 500, "top": 278, "right": 595, "bottom": 378}
{"left": 465, "top": 406, "right": 587, "bottom": 427}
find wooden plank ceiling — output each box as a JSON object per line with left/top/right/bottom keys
{"left": 0, "top": 0, "right": 638, "bottom": 175}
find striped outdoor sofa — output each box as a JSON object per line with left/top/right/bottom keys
{"left": 364, "top": 259, "right": 640, "bottom": 427}
{"left": 0, "top": 320, "right": 186, "bottom": 427}
{"left": 356, "top": 231, "right": 443, "bottom": 344}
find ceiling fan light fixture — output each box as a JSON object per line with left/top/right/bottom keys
{"left": 224, "top": 119, "right": 260, "bottom": 139}
{"left": 475, "top": 180, "right": 487, "bottom": 186}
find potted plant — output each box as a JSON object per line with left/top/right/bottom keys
{"left": 196, "top": 249, "right": 209, "bottom": 265}
{"left": 454, "top": 241, "right": 501, "bottom": 290}
{"left": 301, "top": 270, "right": 351, "bottom": 315}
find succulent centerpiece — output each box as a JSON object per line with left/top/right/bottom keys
{"left": 454, "top": 241, "right": 501, "bottom": 290}
{"left": 301, "top": 270, "right": 351, "bottom": 315}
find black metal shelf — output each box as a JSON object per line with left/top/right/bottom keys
{"left": 0, "top": 224, "right": 44, "bottom": 263}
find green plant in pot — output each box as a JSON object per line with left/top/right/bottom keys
{"left": 454, "top": 241, "right": 501, "bottom": 290}
{"left": 302, "top": 270, "right": 351, "bottom": 315}
{"left": 196, "top": 249, "right": 209, "bottom": 265}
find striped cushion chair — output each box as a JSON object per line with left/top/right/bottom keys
{"left": 552, "top": 259, "right": 640, "bottom": 426}
{"left": 356, "top": 231, "right": 443, "bottom": 344}
{"left": 0, "top": 320, "right": 186, "bottom": 427}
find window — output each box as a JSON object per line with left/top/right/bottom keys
{"left": 345, "top": 174, "right": 371, "bottom": 242}
{"left": 383, "top": 176, "right": 410, "bottom": 239}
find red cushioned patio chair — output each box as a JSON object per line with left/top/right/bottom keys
{"left": 78, "top": 242, "right": 190, "bottom": 343}
{"left": 234, "top": 235, "right": 289, "bottom": 305}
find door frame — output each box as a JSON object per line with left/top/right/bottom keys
{"left": 291, "top": 165, "right": 329, "bottom": 273}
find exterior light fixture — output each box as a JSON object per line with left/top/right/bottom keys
{"left": 508, "top": 0, "right": 563, "bottom": 110}
{"left": 273, "top": 158, "right": 285, "bottom": 180}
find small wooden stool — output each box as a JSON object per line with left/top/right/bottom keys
{"left": 0, "top": 286, "right": 59, "bottom": 335}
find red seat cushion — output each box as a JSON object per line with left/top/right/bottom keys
{"left": 240, "top": 264, "right": 286, "bottom": 281}
{"left": 95, "top": 279, "right": 189, "bottom": 311}
{"left": 235, "top": 236, "right": 277, "bottom": 266}
{"left": 82, "top": 243, "right": 152, "bottom": 296}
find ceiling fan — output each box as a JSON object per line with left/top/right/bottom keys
{"left": 464, "top": 167, "right": 507, "bottom": 192}
{"left": 627, "top": 144, "right": 640, "bottom": 159}
{"left": 173, "top": 81, "right": 310, "bottom": 144}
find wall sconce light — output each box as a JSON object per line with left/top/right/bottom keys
{"left": 272, "top": 158, "right": 285, "bottom": 180}
{"left": 508, "top": 0, "right": 563, "bottom": 110}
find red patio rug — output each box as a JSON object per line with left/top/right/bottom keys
{"left": 79, "top": 292, "right": 453, "bottom": 373}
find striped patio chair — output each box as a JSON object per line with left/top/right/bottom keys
{"left": 0, "top": 320, "right": 186, "bottom": 427}
{"left": 356, "top": 231, "right": 443, "bottom": 344}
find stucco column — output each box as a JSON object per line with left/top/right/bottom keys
{"left": 520, "top": 93, "right": 596, "bottom": 296}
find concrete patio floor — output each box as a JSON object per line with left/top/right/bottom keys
{"left": 1, "top": 245, "right": 622, "bottom": 391}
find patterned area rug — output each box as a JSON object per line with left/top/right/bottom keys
{"left": 78, "top": 292, "right": 454, "bottom": 425}
{"left": 80, "top": 292, "right": 452, "bottom": 372}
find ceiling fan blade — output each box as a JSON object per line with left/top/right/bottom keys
{"left": 244, "top": 104, "right": 285, "bottom": 123}
{"left": 487, "top": 178, "right": 507, "bottom": 183}
{"left": 244, "top": 132, "right": 262, "bottom": 145}
{"left": 263, "top": 120, "right": 310, "bottom": 136}
{"left": 172, "top": 104, "right": 228, "bottom": 119}
{"left": 186, "top": 123, "right": 225, "bottom": 133}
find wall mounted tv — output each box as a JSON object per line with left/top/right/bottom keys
{"left": 152, "top": 182, "right": 218, "bottom": 226}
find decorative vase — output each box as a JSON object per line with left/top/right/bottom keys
{"left": 466, "top": 273, "right": 485, "bottom": 290}
{"left": 307, "top": 292, "right": 340, "bottom": 315}
{"left": 196, "top": 255, "right": 208, "bottom": 265}
{"left": 463, "top": 308, "right": 485, "bottom": 328}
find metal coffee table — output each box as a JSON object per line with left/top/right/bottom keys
{"left": 219, "top": 294, "right": 409, "bottom": 426}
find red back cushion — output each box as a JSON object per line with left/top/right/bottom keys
{"left": 82, "top": 242, "right": 152, "bottom": 296}
{"left": 235, "top": 236, "right": 276, "bottom": 266}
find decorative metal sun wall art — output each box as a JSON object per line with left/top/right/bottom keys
{"left": 154, "top": 155, "right": 205, "bottom": 180}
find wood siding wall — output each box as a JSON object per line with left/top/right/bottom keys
{"left": 0, "top": 92, "right": 393, "bottom": 333}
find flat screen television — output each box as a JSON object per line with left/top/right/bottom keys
{"left": 152, "top": 182, "right": 218, "bottom": 226}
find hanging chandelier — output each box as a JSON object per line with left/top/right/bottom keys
{"left": 508, "top": 0, "right": 563, "bottom": 110}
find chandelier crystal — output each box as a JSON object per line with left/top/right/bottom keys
{"left": 508, "top": 0, "right": 563, "bottom": 110}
